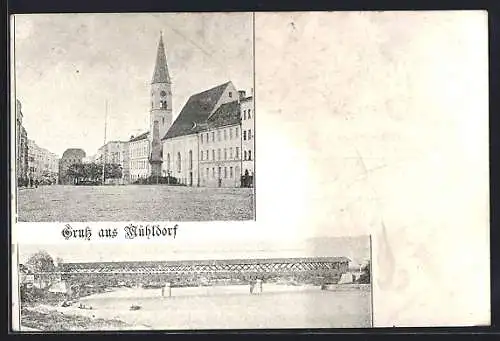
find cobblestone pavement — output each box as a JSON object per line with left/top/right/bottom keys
{"left": 17, "top": 185, "right": 254, "bottom": 222}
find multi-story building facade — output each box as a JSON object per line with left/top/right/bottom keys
{"left": 16, "top": 99, "right": 29, "bottom": 186}
{"left": 240, "top": 91, "right": 255, "bottom": 186}
{"left": 27, "top": 139, "right": 59, "bottom": 184}
{"left": 162, "top": 81, "right": 244, "bottom": 187}
{"left": 96, "top": 140, "right": 130, "bottom": 184}
{"left": 129, "top": 132, "right": 150, "bottom": 183}
{"left": 199, "top": 100, "right": 242, "bottom": 187}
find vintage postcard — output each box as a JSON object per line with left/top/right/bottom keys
{"left": 11, "top": 11, "right": 490, "bottom": 330}
{"left": 13, "top": 236, "right": 372, "bottom": 331}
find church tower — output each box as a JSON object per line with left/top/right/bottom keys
{"left": 149, "top": 32, "right": 172, "bottom": 176}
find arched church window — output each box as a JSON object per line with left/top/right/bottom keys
{"left": 189, "top": 150, "right": 193, "bottom": 170}
{"left": 177, "top": 152, "right": 181, "bottom": 173}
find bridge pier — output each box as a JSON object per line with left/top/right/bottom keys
{"left": 250, "top": 279, "right": 263, "bottom": 294}
{"left": 162, "top": 282, "right": 172, "bottom": 297}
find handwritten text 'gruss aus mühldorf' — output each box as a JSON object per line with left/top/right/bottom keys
{"left": 61, "top": 223, "right": 178, "bottom": 241}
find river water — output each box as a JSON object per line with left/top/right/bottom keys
{"left": 77, "top": 285, "right": 372, "bottom": 329}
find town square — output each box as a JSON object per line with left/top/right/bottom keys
{"left": 14, "top": 13, "right": 255, "bottom": 222}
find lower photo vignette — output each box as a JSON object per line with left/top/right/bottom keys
{"left": 14, "top": 236, "right": 372, "bottom": 331}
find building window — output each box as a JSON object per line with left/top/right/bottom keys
{"left": 200, "top": 151, "right": 204, "bottom": 161}
{"left": 212, "top": 149, "right": 215, "bottom": 161}
{"left": 212, "top": 167, "right": 215, "bottom": 179}
{"left": 224, "top": 130, "right": 227, "bottom": 140}
{"left": 248, "top": 129, "right": 252, "bottom": 140}
{"left": 244, "top": 151, "right": 247, "bottom": 160}
{"left": 217, "top": 130, "right": 221, "bottom": 141}
{"left": 224, "top": 148, "right": 227, "bottom": 160}
{"left": 206, "top": 150, "right": 209, "bottom": 160}
{"left": 236, "top": 127, "right": 239, "bottom": 138}
{"left": 243, "top": 110, "right": 246, "bottom": 120}
{"left": 224, "top": 167, "right": 227, "bottom": 179}
{"left": 212, "top": 132, "right": 215, "bottom": 142}
{"left": 189, "top": 150, "right": 193, "bottom": 170}
{"left": 243, "top": 131, "right": 247, "bottom": 141}
{"left": 248, "top": 150, "right": 252, "bottom": 160}
{"left": 177, "top": 152, "right": 181, "bottom": 173}
{"left": 230, "top": 148, "right": 233, "bottom": 159}
{"left": 206, "top": 168, "right": 209, "bottom": 178}
{"left": 236, "top": 166, "right": 240, "bottom": 177}
{"left": 217, "top": 149, "right": 221, "bottom": 161}
{"left": 248, "top": 109, "right": 251, "bottom": 119}
{"left": 201, "top": 134, "right": 203, "bottom": 144}
{"left": 236, "top": 147, "right": 239, "bottom": 159}
{"left": 206, "top": 133, "right": 209, "bottom": 142}
{"left": 218, "top": 167, "right": 221, "bottom": 179}
{"left": 162, "top": 117, "right": 165, "bottom": 125}
{"left": 229, "top": 128, "right": 233, "bottom": 139}
{"left": 229, "top": 91, "right": 232, "bottom": 98}
{"left": 230, "top": 167, "right": 233, "bottom": 178}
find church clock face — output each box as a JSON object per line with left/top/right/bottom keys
{"left": 160, "top": 90, "right": 167, "bottom": 97}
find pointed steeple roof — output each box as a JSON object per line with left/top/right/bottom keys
{"left": 152, "top": 32, "right": 170, "bottom": 84}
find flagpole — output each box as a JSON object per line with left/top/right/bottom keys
{"left": 102, "top": 100, "right": 107, "bottom": 185}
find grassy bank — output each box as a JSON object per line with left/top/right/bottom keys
{"left": 21, "top": 306, "right": 131, "bottom": 331}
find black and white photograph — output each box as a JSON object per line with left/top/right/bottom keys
{"left": 13, "top": 13, "right": 255, "bottom": 222}
{"left": 10, "top": 10, "right": 490, "bottom": 329}
{"left": 14, "top": 236, "right": 372, "bottom": 331}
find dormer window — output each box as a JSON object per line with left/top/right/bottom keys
{"left": 228, "top": 91, "right": 232, "bottom": 98}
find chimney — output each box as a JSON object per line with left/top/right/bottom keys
{"left": 238, "top": 90, "right": 246, "bottom": 100}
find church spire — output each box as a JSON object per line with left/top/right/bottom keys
{"left": 152, "top": 32, "right": 170, "bottom": 84}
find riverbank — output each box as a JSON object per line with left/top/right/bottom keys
{"left": 20, "top": 304, "right": 147, "bottom": 331}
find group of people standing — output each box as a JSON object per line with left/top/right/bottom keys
{"left": 18, "top": 177, "right": 39, "bottom": 188}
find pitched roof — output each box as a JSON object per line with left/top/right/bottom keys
{"left": 163, "top": 82, "right": 231, "bottom": 140}
{"left": 207, "top": 100, "right": 240, "bottom": 128}
{"left": 152, "top": 34, "right": 170, "bottom": 84}
{"left": 129, "top": 131, "right": 149, "bottom": 142}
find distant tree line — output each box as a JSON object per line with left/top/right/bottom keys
{"left": 66, "top": 162, "right": 123, "bottom": 185}
{"left": 357, "top": 260, "right": 371, "bottom": 284}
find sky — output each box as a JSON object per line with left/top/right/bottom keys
{"left": 13, "top": 13, "right": 253, "bottom": 158}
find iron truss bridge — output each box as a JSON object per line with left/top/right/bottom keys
{"left": 36, "top": 257, "right": 351, "bottom": 285}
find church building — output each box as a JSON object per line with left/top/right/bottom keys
{"left": 130, "top": 33, "right": 254, "bottom": 188}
